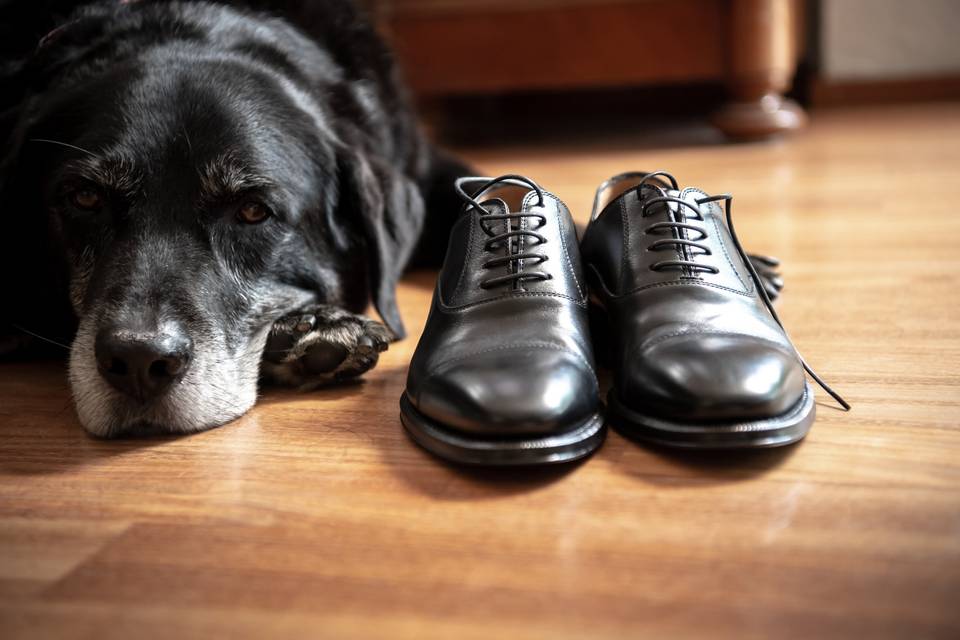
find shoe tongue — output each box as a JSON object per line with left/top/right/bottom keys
{"left": 662, "top": 188, "right": 682, "bottom": 213}
{"left": 643, "top": 187, "right": 700, "bottom": 218}
{"left": 478, "top": 197, "right": 509, "bottom": 215}
{"left": 476, "top": 197, "right": 510, "bottom": 235}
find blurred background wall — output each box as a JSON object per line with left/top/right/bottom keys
{"left": 821, "top": 0, "right": 960, "bottom": 81}
{"left": 367, "top": 0, "right": 960, "bottom": 140}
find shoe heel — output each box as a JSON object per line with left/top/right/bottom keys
{"left": 589, "top": 299, "right": 614, "bottom": 369}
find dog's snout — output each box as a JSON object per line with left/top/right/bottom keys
{"left": 94, "top": 326, "right": 193, "bottom": 402}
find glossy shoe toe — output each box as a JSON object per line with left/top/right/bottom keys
{"left": 414, "top": 348, "right": 598, "bottom": 437}
{"left": 620, "top": 334, "right": 806, "bottom": 421}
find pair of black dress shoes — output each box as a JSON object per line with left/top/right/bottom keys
{"left": 400, "top": 172, "right": 848, "bottom": 465}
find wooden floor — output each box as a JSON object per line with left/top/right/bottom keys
{"left": 1, "top": 103, "right": 959, "bottom": 639}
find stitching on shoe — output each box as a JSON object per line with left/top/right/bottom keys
{"left": 587, "top": 262, "right": 752, "bottom": 298}
{"left": 450, "top": 212, "right": 477, "bottom": 303}
{"left": 519, "top": 196, "right": 528, "bottom": 281}
{"left": 554, "top": 199, "right": 586, "bottom": 300}
{"left": 431, "top": 341, "right": 597, "bottom": 377}
{"left": 438, "top": 290, "right": 587, "bottom": 311}
{"left": 520, "top": 188, "right": 585, "bottom": 301}
{"left": 450, "top": 189, "right": 584, "bottom": 305}
{"left": 619, "top": 196, "right": 629, "bottom": 294}
{"left": 677, "top": 187, "right": 700, "bottom": 281}
{"left": 705, "top": 208, "right": 752, "bottom": 294}
{"left": 640, "top": 329, "right": 795, "bottom": 353}
{"left": 621, "top": 279, "right": 752, "bottom": 296}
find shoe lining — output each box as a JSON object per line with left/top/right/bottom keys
{"left": 474, "top": 184, "right": 532, "bottom": 211}
{"left": 592, "top": 173, "right": 673, "bottom": 220}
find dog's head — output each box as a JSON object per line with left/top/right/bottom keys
{"left": 1, "top": 3, "right": 419, "bottom": 436}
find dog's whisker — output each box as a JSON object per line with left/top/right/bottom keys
{"left": 10, "top": 323, "right": 72, "bottom": 351}
{"left": 28, "top": 138, "right": 99, "bottom": 158}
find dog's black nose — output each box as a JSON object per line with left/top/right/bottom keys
{"left": 94, "top": 327, "right": 193, "bottom": 402}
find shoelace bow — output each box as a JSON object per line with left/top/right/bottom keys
{"left": 455, "top": 174, "right": 553, "bottom": 290}
{"left": 635, "top": 170, "right": 850, "bottom": 411}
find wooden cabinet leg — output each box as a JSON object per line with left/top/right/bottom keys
{"left": 712, "top": 0, "right": 807, "bottom": 140}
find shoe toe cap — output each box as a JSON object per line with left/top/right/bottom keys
{"left": 414, "top": 348, "right": 599, "bottom": 436}
{"left": 620, "top": 334, "right": 806, "bottom": 421}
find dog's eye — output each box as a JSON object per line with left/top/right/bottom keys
{"left": 238, "top": 201, "right": 272, "bottom": 224}
{"left": 70, "top": 187, "right": 104, "bottom": 211}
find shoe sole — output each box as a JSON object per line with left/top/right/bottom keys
{"left": 399, "top": 393, "right": 606, "bottom": 466}
{"left": 607, "top": 381, "right": 816, "bottom": 449}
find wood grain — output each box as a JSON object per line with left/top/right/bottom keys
{"left": 1, "top": 103, "right": 959, "bottom": 639}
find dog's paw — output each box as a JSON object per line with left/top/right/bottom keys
{"left": 747, "top": 253, "right": 784, "bottom": 302}
{"left": 260, "top": 306, "right": 390, "bottom": 389}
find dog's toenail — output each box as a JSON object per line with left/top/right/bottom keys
{"left": 295, "top": 315, "right": 315, "bottom": 333}
{"left": 358, "top": 335, "right": 374, "bottom": 349}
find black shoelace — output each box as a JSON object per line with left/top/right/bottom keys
{"left": 636, "top": 171, "right": 851, "bottom": 411}
{"left": 455, "top": 175, "right": 552, "bottom": 290}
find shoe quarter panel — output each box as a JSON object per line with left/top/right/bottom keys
{"left": 437, "top": 214, "right": 473, "bottom": 305}
{"left": 441, "top": 194, "right": 587, "bottom": 308}
{"left": 679, "top": 189, "right": 754, "bottom": 295}
{"left": 580, "top": 198, "right": 626, "bottom": 295}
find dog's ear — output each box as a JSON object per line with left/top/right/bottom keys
{"left": 338, "top": 148, "right": 423, "bottom": 340}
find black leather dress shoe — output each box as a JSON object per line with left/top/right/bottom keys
{"left": 401, "top": 175, "right": 605, "bottom": 465}
{"left": 581, "top": 171, "right": 848, "bottom": 448}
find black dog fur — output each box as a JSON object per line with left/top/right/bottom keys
{"left": 0, "top": 0, "right": 470, "bottom": 435}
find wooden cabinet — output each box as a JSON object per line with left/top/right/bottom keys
{"left": 369, "top": 0, "right": 807, "bottom": 139}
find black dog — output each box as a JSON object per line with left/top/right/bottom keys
{"left": 0, "top": 0, "right": 468, "bottom": 436}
